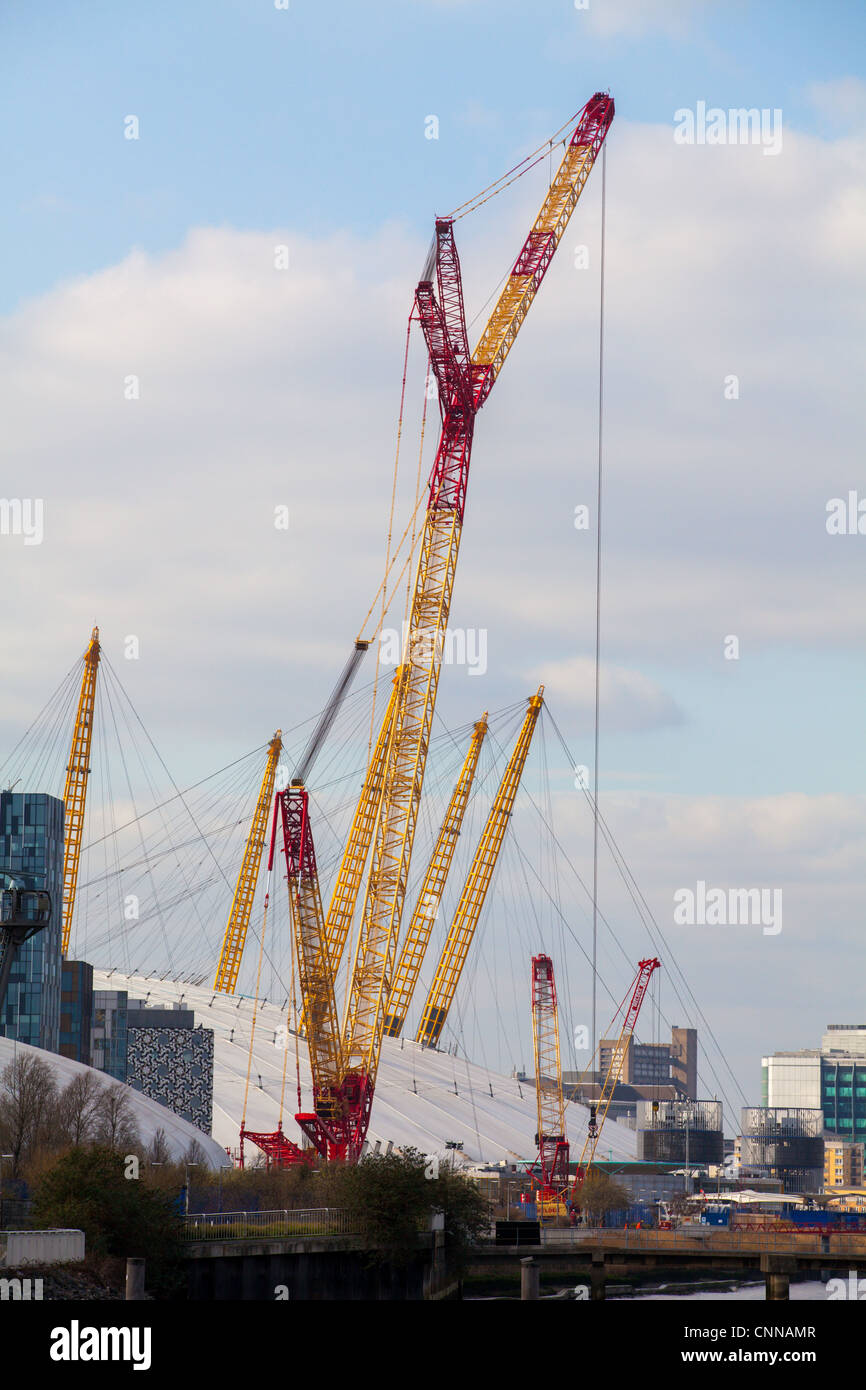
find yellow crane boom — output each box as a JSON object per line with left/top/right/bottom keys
{"left": 416, "top": 688, "right": 544, "bottom": 1047}
{"left": 214, "top": 729, "right": 283, "bottom": 993}
{"left": 383, "top": 712, "right": 488, "bottom": 1038}
{"left": 61, "top": 625, "right": 101, "bottom": 954}
{"left": 471, "top": 119, "right": 610, "bottom": 403}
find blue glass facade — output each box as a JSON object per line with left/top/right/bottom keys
{"left": 822, "top": 1058, "right": 866, "bottom": 1142}
{"left": 91, "top": 989, "right": 128, "bottom": 1081}
{"left": 60, "top": 958, "right": 94, "bottom": 1065}
{"left": 0, "top": 792, "right": 64, "bottom": 1051}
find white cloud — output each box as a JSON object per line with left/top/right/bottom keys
{"left": 806, "top": 76, "right": 866, "bottom": 128}
{"left": 571, "top": 0, "right": 713, "bottom": 40}
{"left": 531, "top": 654, "right": 684, "bottom": 731}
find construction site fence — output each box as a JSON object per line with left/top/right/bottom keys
{"left": 183, "top": 1208, "right": 360, "bottom": 1241}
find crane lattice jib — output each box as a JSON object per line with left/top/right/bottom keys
{"left": 278, "top": 787, "right": 344, "bottom": 1120}
{"left": 383, "top": 713, "right": 488, "bottom": 1038}
{"left": 470, "top": 92, "right": 614, "bottom": 410}
{"left": 323, "top": 666, "right": 407, "bottom": 982}
{"left": 531, "top": 954, "right": 569, "bottom": 1186}
{"left": 60, "top": 625, "right": 101, "bottom": 955}
{"left": 214, "top": 730, "right": 283, "bottom": 993}
{"left": 416, "top": 219, "right": 474, "bottom": 422}
{"left": 573, "top": 956, "right": 660, "bottom": 1195}
{"left": 416, "top": 689, "right": 544, "bottom": 1048}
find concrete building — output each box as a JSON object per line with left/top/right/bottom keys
{"left": 825, "top": 1140, "right": 864, "bottom": 1190}
{"left": 740, "top": 1107, "right": 824, "bottom": 1194}
{"left": 636, "top": 1099, "right": 724, "bottom": 1165}
{"left": 596, "top": 1026, "right": 697, "bottom": 1098}
{"left": 0, "top": 792, "right": 64, "bottom": 1052}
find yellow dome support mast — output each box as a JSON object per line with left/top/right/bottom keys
{"left": 60, "top": 625, "right": 101, "bottom": 955}
{"left": 383, "top": 712, "right": 488, "bottom": 1039}
{"left": 214, "top": 730, "right": 283, "bottom": 994}
{"left": 416, "top": 688, "right": 544, "bottom": 1049}
{"left": 324, "top": 665, "right": 407, "bottom": 980}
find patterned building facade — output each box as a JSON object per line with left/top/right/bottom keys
{"left": 125, "top": 1001, "right": 213, "bottom": 1133}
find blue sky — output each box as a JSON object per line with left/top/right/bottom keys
{"left": 2, "top": 0, "right": 865, "bottom": 1097}
{"left": 3, "top": 0, "right": 865, "bottom": 312}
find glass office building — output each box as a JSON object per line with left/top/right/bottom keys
{"left": 59, "top": 958, "right": 94, "bottom": 1065}
{"left": 0, "top": 792, "right": 64, "bottom": 1051}
{"left": 91, "top": 989, "right": 129, "bottom": 1081}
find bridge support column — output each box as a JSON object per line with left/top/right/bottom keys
{"left": 591, "top": 1249, "right": 605, "bottom": 1301}
{"left": 520, "top": 1257, "right": 539, "bottom": 1300}
{"left": 761, "top": 1255, "right": 795, "bottom": 1301}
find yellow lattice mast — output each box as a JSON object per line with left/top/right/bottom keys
{"left": 324, "top": 666, "right": 407, "bottom": 979}
{"left": 383, "top": 713, "right": 487, "bottom": 1038}
{"left": 214, "top": 730, "right": 283, "bottom": 993}
{"left": 416, "top": 688, "right": 544, "bottom": 1048}
{"left": 60, "top": 625, "right": 101, "bottom": 954}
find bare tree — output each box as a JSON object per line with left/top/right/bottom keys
{"left": 0, "top": 1054, "right": 58, "bottom": 1176}
{"left": 148, "top": 1127, "right": 171, "bottom": 1165}
{"left": 183, "top": 1137, "right": 208, "bottom": 1167}
{"left": 56, "top": 1071, "right": 105, "bottom": 1147}
{"left": 94, "top": 1082, "right": 140, "bottom": 1151}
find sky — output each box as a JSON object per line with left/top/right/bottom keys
{"left": 1, "top": 0, "right": 864, "bottom": 1123}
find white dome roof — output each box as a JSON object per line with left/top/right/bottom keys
{"left": 94, "top": 972, "right": 638, "bottom": 1168}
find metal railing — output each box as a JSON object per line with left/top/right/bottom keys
{"left": 538, "top": 1226, "right": 866, "bottom": 1256}
{"left": 183, "top": 1208, "right": 360, "bottom": 1242}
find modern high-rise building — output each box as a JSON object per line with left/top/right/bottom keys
{"left": 0, "top": 792, "right": 64, "bottom": 1051}
{"left": 764, "top": 1026, "right": 866, "bottom": 1146}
